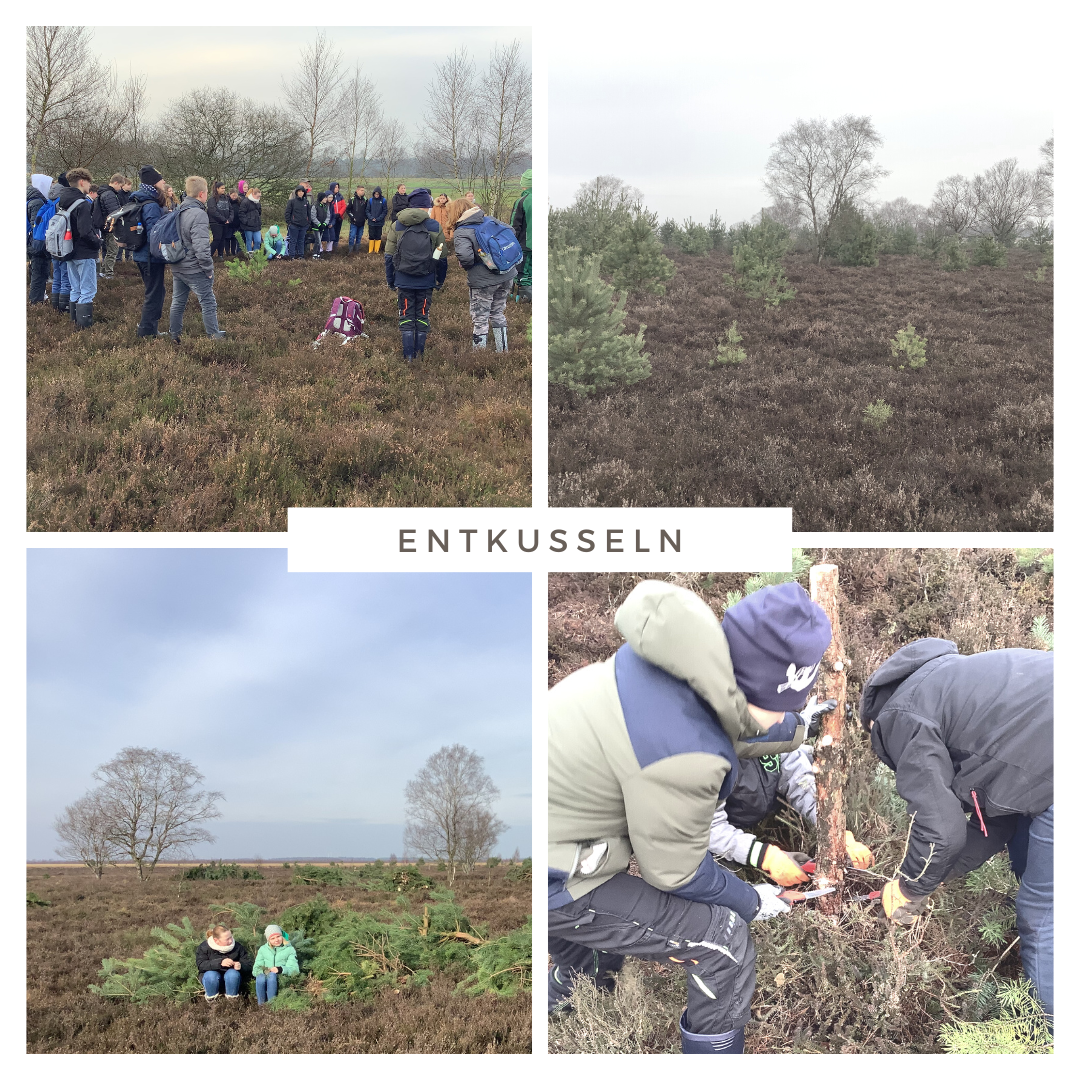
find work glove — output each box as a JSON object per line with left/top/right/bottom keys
{"left": 844, "top": 831, "right": 875, "bottom": 869}
{"left": 881, "top": 879, "right": 929, "bottom": 926}
{"left": 801, "top": 698, "right": 838, "bottom": 740}
{"left": 755, "top": 842, "right": 811, "bottom": 887}
{"left": 752, "top": 883, "right": 792, "bottom": 921}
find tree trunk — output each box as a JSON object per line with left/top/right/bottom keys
{"left": 810, "top": 563, "right": 847, "bottom": 917}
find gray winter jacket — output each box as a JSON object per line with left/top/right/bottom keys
{"left": 862, "top": 639, "right": 1052, "bottom": 897}
{"left": 175, "top": 196, "right": 215, "bottom": 277}
{"left": 451, "top": 206, "right": 517, "bottom": 289}
{"left": 708, "top": 745, "right": 817, "bottom": 865}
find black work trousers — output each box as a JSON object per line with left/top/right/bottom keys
{"left": 136, "top": 260, "right": 167, "bottom": 336}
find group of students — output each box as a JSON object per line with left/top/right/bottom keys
{"left": 548, "top": 580, "right": 1053, "bottom": 1053}
{"left": 195, "top": 923, "right": 299, "bottom": 1004}
{"left": 27, "top": 163, "right": 534, "bottom": 360}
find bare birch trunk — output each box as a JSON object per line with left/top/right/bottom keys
{"left": 810, "top": 564, "right": 847, "bottom": 917}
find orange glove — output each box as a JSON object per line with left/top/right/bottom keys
{"left": 844, "top": 831, "right": 875, "bottom": 869}
{"left": 757, "top": 843, "right": 811, "bottom": 887}
{"left": 881, "top": 879, "right": 928, "bottom": 925}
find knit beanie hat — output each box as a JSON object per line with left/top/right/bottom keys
{"left": 721, "top": 582, "right": 832, "bottom": 712}
{"left": 520, "top": 169, "right": 532, "bottom": 188}
{"left": 407, "top": 187, "right": 434, "bottom": 209}
{"left": 264, "top": 924, "right": 284, "bottom": 940}
{"left": 139, "top": 165, "right": 163, "bottom": 186}
{"left": 268, "top": 225, "right": 278, "bottom": 237}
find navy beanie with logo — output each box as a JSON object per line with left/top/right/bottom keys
{"left": 721, "top": 581, "right": 832, "bottom": 711}
{"left": 407, "top": 187, "right": 434, "bottom": 209}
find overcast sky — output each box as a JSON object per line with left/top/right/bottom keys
{"left": 550, "top": 7, "right": 1053, "bottom": 223}
{"left": 90, "top": 25, "right": 529, "bottom": 131}
{"left": 28, "top": 551, "right": 531, "bottom": 861}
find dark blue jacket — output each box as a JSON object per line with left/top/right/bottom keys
{"left": 366, "top": 193, "right": 387, "bottom": 227}
{"left": 131, "top": 186, "right": 165, "bottom": 264}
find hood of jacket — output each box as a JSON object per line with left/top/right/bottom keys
{"left": 520, "top": 169, "right": 532, "bottom": 189}
{"left": 614, "top": 581, "right": 761, "bottom": 747}
{"left": 57, "top": 186, "right": 88, "bottom": 210}
{"left": 31, "top": 173, "right": 52, "bottom": 200}
{"left": 861, "top": 638, "right": 959, "bottom": 726}
{"left": 371, "top": 187, "right": 382, "bottom": 199}
{"left": 456, "top": 205, "right": 484, "bottom": 227}
{"left": 395, "top": 207, "right": 434, "bottom": 227}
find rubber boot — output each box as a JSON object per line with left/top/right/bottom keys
{"left": 415, "top": 330, "right": 428, "bottom": 359}
{"left": 70, "top": 299, "right": 79, "bottom": 325}
{"left": 58, "top": 293, "right": 70, "bottom": 314}
{"left": 472, "top": 333, "right": 488, "bottom": 349}
{"left": 401, "top": 331, "right": 416, "bottom": 362}
{"left": 51, "top": 293, "right": 61, "bottom": 312}
{"left": 679, "top": 1012, "right": 744, "bottom": 1054}
{"left": 493, "top": 326, "right": 508, "bottom": 352}
{"left": 367, "top": 239, "right": 374, "bottom": 253}
{"left": 376, "top": 239, "right": 383, "bottom": 253}
{"left": 76, "top": 302, "right": 94, "bottom": 329}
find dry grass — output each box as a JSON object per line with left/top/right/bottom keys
{"left": 27, "top": 862, "right": 530, "bottom": 1054}
{"left": 27, "top": 251, "right": 531, "bottom": 530}
{"left": 548, "top": 552, "right": 1053, "bottom": 1053}
{"left": 549, "top": 252, "right": 1052, "bottom": 530}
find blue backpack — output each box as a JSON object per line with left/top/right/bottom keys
{"left": 28, "top": 197, "right": 58, "bottom": 254}
{"left": 470, "top": 216, "right": 523, "bottom": 273}
{"left": 148, "top": 206, "right": 186, "bottom": 263}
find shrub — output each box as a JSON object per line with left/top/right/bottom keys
{"left": 711, "top": 321, "right": 746, "bottom": 367}
{"left": 918, "top": 228, "right": 947, "bottom": 260}
{"left": 726, "top": 215, "right": 795, "bottom": 306}
{"left": 181, "top": 861, "right": 263, "bottom": 881}
{"left": 27, "top": 891, "right": 50, "bottom": 906}
{"left": 863, "top": 399, "right": 894, "bottom": 429}
{"left": 890, "top": 324, "right": 928, "bottom": 369}
{"left": 505, "top": 857, "right": 532, "bottom": 883}
{"left": 939, "top": 979, "right": 1052, "bottom": 1054}
{"left": 674, "top": 218, "right": 711, "bottom": 255}
{"left": 724, "top": 549, "right": 812, "bottom": 609}
{"left": 972, "top": 236, "right": 1008, "bottom": 268}
{"left": 225, "top": 247, "right": 269, "bottom": 282}
{"left": 658, "top": 217, "right": 678, "bottom": 245}
{"left": 549, "top": 246, "right": 651, "bottom": 395}
{"left": 291, "top": 863, "right": 433, "bottom": 892}
{"left": 607, "top": 209, "right": 676, "bottom": 296}
{"left": 1030, "top": 615, "right": 1054, "bottom": 649}
{"left": 707, "top": 211, "right": 729, "bottom": 252}
{"left": 941, "top": 237, "right": 969, "bottom": 271}
{"left": 838, "top": 221, "right": 881, "bottom": 267}
{"left": 883, "top": 224, "right": 918, "bottom": 255}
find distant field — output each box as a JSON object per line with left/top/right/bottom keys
{"left": 27, "top": 862, "right": 531, "bottom": 1054}
{"left": 549, "top": 251, "right": 1052, "bottom": 530}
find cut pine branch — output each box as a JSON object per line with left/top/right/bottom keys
{"left": 810, "top": 563, "right": 847, "bottom": 917}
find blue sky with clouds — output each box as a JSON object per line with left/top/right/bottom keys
{"left": 27, "top": 550, "right": 531, "bottom": 861}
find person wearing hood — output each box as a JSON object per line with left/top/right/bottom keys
{"left": 236, "top": 186, "right": 263, "bottom": 252}
{"left": 26, "top": 172, "right": 54, "bottom": 305}
{"left": 548, "top": 581, "right": 832, "bottom": 1053}
{"left": 44, "top": 174, "right": 73, "bottom": 312}
{"left": 130, "top": 165, "right": 169, "bottom": 338}
{"left": 57, "top": 167, "right": 103, "bottom": 329}
{"left": 253, "top": 924, "right": 300, "bottom": 1005}
{"left": 510, "top": 169, "right": 532, "bottom": 301}
{"left": 389, "top": 182, "right": 409, "bottom": 224}
{"left": 263, "top": 224, "right": 287, "bottom": 259}
{"left": 226, "top": 187, "right": 242, "bottom": 255}
{"left": 384, "top": 187, "right": 446, "bottom": 363}
{"left": 446, "top": 198, "right": 517, "bottom": 352}
{"left": 196, "top": 924, "right": 253, "bottom": 1001}
{"left": 311, "top": 191, "right": 333, "bottom": 258}
{"left": 206, "top": 181, "right": 233, "bottom": 259}
{"left": 366, "top": 186, "right": 387, "bottom": 252}
{"left": 168, "top": 175, "right": 226, "bottom": 342}
{"left": 860, "top": 638, "right": 1053, "bottom": 1015}
{"left": 284, "top": 185, "right": 311, "bottom": 259}
{"left": 346, "top": 186, "right": 368, "bottom": 254}
{"left": 326, "top": 182, "right": 345, "bottom": 249}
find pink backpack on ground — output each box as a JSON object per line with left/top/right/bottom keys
{"left": 313, "top": 296, "right": 368, "bottom": 348}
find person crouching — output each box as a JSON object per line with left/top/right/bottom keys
{"left": 196, "top": 924, "right": 253, "bottom": 1001}
{"left": 384, "top": 187, "right": 446, "bottom": 363}
{"left": 253, "top": 924, "right": 300, "bottom": 1005}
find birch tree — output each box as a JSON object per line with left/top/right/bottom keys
{"left": 341, "top": 64, "right": 383, "bottom": 193}
{"left": 416, "top": 46, "right": 482, "bottom": 194}
{"left": 476, "top": 40, "right": 532, "bottom": 220}
{"left": 54, "top": 790, "right": 121, "bottom": 879}
{"left": 281, "top": 30, "right": 346, "bottom": 178}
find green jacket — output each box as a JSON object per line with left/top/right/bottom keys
{"left": 253, "top": 942, "right": 299, "bottom": 977}
{"left": 512, "top": 170, "right": 532, "bottom": 249}
{"left": 383, "top": 207, "right": 447, "bottom": 259}
{"left": 549, "top": 581, "right": 806, "bottom": 905}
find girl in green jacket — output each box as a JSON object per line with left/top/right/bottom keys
{"left": 253, "top": 925, "right": 299, "bottom": 1004}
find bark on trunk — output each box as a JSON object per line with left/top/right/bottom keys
{"left": 810, "top": 564, "right": 847, "bottom": 917}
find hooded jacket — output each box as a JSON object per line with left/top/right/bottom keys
{"left": 862, "top": 639, "right": 1052, "bottom": 896}
{"left": 252, "top": 940, "right": 300, "bottom": 978}
{"left": 195, "top": 935, "right": 253, "bottom": 976}
{"left": 130, "top": 184, "right": 165, "bottom": 264}
{"left": 236, "top": 195, "right": 262, "bottom": 231}
{"left": 511, "top": 170, "right": 532, "bottom": 249}
{"left": 384, "top": 207, "right": 446, "bottom": 289}
{"left": 263, "top": 228, "right": 286, "bottom": 257}
{"left": 56, "top": 185, "right": 101, "bottom": 262}
{"left": 390, "top": 190, "right": 409, "bottom": 223}
{"left": 284, "top": 188, "right": 311, "bottom": 230}
{"left": 27, "top": 181, "right": 51, "bottom": 249}
{"left": 549, "top": 581, "right": 808, "bottom": 924}
{"left": 451, "top": 206, "right": 518, "bottom": 289}
{"left": 206, "top": 190, "right": 233, "bottom": 228}
{"left": 366, "top": 189, "right": 387, "bottom": 226}
{"left": 347, "top": 193, "right": 368, "bottom": 225}
{"left": 175, "top": 195, "right": 215, "bottom": 277}
{"left": 310, "top": 194, "right": 332, "bottom": 230}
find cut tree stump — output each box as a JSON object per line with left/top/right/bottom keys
{"left": 810, "top": 563, "right": 847, "bottom": 918}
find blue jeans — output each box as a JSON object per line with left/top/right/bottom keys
{"left": 244, "top": 230, "right": 262, "bottom": 251}
{"left": 170, "top": 269, "right": 221, "bottom": 337}
{"left": 52, "top": 261, "right": 71, "bottom": 296}
{"left": 255, "top": 972, "right": 279, "bottom": 1004}
{"left": 66, "top": 258, "right": 99, "bottom": 304}
{"left": 202, "top": 967, "right": 241, "bottom": 998}
{"left": 287, "top": 225, "right": 307, "bottom": 258}
{"left": 1011, "top": 804, "right": 1053, "bottom": 1016}
{"left": 349, "top": 222, "right": 365, "bottom": 246}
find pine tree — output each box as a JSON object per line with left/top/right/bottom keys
{"left": 607, "top": 210, "right": 675, "bottom": 296}
{"left": 549, "top": 246, "right": 651, "bottom": 395}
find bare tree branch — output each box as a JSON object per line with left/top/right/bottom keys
{"left": 281, "top": 30, "right": 346, "bottom": 178}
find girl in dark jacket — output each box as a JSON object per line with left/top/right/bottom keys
{"left": 226, "top": 189, "right": 241, "bottom": 255}
{"left": 366, "top": 187, "right": 388, "bottom": 252}
{"left": 207, "top": 182, "right": 233, "bottom": 259}
{"left": 236, "top": 188, "right": 264, "bottom": 251}
{"left": 195, "top": 925, "right": 253, "bottom": 1001}
{"left": 326, "top": 182, "right": 345, "bottom": 248}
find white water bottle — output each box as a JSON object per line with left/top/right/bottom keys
{"left": 433, "top": 243, "right": 444, "bottom": 260}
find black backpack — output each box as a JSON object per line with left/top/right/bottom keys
{"left": 392, "top": 222, "right": 435, "bottom": 277}
{"left": 108, "top": 199, "right": 149, "bottom": 249}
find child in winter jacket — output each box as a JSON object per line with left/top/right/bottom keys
{"left": 263, "top": 225, "right": 287, "bottom": 259}
{"left": 346, "top": 187, "right": 368, "bottom": 252}
{"left": 57, "top": 167, "right": 103, "bottom": 329}
{"left": 196, "top": 925, "right": 253, "bottom": 1000}
{"left": 252, "top": 924, "right": 300, "bottom": 1004}
{"left": 312, "top": 192, "right": 333, "bottom": 258}
{"left": 446, "top": 198, "right": 517, "bottom": 352}
{"left": 366, "top": 187, "right": 388, "bottom": 251}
